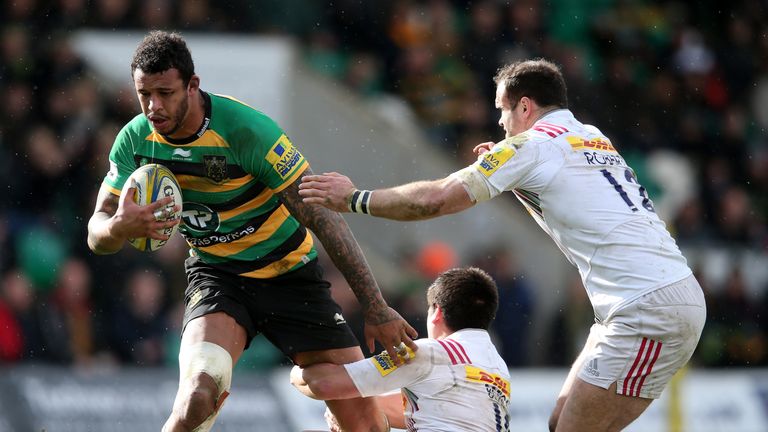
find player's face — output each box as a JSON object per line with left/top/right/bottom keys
{"left": 495, "top": 83, "right": 525, "bottom": 138}
{"left": 133, "top": 68, "right": 193, "bottom": 137}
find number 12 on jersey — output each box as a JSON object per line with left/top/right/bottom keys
{"left": 601, "top": 168, "right": 655, "bottom": 212}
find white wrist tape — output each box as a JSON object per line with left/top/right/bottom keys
{"left": 349, "top": 189, "right": 372, "bottom": 214}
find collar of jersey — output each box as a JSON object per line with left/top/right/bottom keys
{"left": 533, "top": 108, "right": 574, "bottom": 126}
{"left": 161, "top": 90, "right": 212, "bottom": 145}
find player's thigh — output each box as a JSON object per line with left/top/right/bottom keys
{"left": 182, "top": 312, "right": 247, "bottom": 364}
{"left": 556, "top": 380, "right": 651, "bottom": 432}
{"left": 247, "top": 260, "right": 361, "bottom": 359}
{"left": 551, "top": 324, "right": 600, "bottom": 424}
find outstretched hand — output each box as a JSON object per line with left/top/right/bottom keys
{"left": 472, "top": 141, "right": 496, "bottom": 156}
{"left": 364, "top": 306, "right": 419, "bottom": 366}
{"left": 298, "top": 172, "right": 356, "bottom": 212}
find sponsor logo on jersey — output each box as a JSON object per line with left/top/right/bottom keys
{"left": 181, "top": 202, "right": 220, "bottom": 236}
{"left": 371, "top": 352, "right": 398, "bottom": 376}
{"left": 265, "top": 134, "right": 303, "bottom": 179}
{"left": 371, "top": 348, "right": 416, "bottom": 376}
{"left": 203, "top": 155, "right": 228, "bottom": 182}
{"left": 465, "top": 365, "right": 510, "bottom": 397}
{"left": 478, "top": 146, "right": 516, "bottom": 177}
{"left": 333, "top": 313, "right": 346, "bottom": 325}
{"left": 172, "top": 148, "right": 192, "bottom": 158}
{"left": 567, "top": 136, "right": 617, "bottom": 153}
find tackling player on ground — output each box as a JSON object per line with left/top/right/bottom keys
{"left": 292, "top": 267, "right": 511, "bottom": 432}
{"left": 299, "top": 59, "right": 706, "bottom": 432}
{"left": 87, "top": 31, "right": 416, "bottom": 432}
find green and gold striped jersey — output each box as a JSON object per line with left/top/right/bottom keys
{"left": 103, "top": 91, "right": 316, "bottom": 278}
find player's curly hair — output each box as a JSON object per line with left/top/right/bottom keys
{"left": 427, "top": 267, "right": 499, "bottom": 331}
{"left": 131, "top": 31, "right": 195, "bottom": 85}
{"left": 494, "top": 58, "right": 568, "bottom": 109}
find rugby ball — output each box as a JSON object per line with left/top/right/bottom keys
{"left": 121, "top": 163, "right": 183, "bottom": 252}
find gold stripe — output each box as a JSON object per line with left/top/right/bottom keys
{"left": 198, "top": 205, "right": 290, "bottom": 256}
{"left": 103, "top": 183, "right": 122, "bottom": 196}
{"left": 144, "top": 129, "right": 230, "bottom": 148}
{"left": 215, "top": 94, "right": 254, "bottom": 109}
{"left": 177, "top": 174, "right": 254, "bottom": 192}
{"left": 239, "top": 231, "right": 314, "bottom": 278}
{"left": 218, "top": 188, "right": 276, "bottom": 221}
{"left": 272, "top": 160, "right": 308, "bottom": 193}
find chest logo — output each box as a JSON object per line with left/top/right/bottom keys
{"left": 203, "top": 155, "right": 228, "bottom": 182}
{"left": 181, "top": 202, "right": 220, "bottom": 235}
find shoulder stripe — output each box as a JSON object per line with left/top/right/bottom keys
{"left": 532, "top": 126, "right": 557, "bottom": 138}
{"left": 145, "top": 129, "right": 230, "bottom": 148}
{"left": 537, "top": 122, "right": 568, "bottom": 134}
{"left": 445, "top": 339, "right": 471, "bottom": 364}
{"left": 436, "top": 340, "right": 457, "bottom": 364}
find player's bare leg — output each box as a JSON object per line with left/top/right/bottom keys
{"left": 555, "top": 379, "right": 652, "bottom": 432}
{"left": 163, "top": 312, "right": 247, "bottom": 432}
{"left": 294, "top": 347, "right": 389, "bottom": 432}
{"left": 549, "top": 331, "right": 652, "bottom": 432}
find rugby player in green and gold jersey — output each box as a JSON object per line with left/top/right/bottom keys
{"left": 87, "top": 31, "right": 416, "bottom": 432}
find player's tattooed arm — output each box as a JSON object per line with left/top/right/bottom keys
{"left": 280, "top": 167, "right": 419, "bottom": 360}
{"left": 280, "top": 167, "right": 387, "bottom": 316}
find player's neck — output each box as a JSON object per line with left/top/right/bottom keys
{"left": 167, "top": 90, "right": 207, "bottom": 140}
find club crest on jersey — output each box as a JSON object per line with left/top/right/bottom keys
{"left": 265, "top": 134, "right": 303, "bottom": 179}
{"left": 479, "top": 145, "right": 516, "bottom": 177}
{"left": 203, "top": 155, "right": 228, "bottom": 182}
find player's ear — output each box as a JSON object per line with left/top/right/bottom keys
{"left": 431, "top": 305, "right": 444, "bottom": 325}
{"left": 187, "top": 75, "right": 200, "bottom": 93}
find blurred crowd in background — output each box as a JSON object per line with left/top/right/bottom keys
{"left": 0, "top": 0, "right": 766, "bottom": 372}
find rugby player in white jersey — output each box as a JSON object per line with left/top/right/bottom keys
{"left": 298, "top": 59, "right": 706, "bottom": 432}
{"left": 291, "top": 267, "right": 511, "bottom": 431}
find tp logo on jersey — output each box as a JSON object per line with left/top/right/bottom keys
{"left": 181, "top": 202, "right": 220, "bottom": 235}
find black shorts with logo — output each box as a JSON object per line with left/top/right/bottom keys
{"left": 183, "top": 256, "right": 359, "bottom": 356}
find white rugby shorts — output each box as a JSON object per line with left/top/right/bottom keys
{"left": 576, "top": 275, "right": 706, "bottom": 399}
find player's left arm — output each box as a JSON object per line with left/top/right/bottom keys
{"left": 279, "top": 167, "right": 418, "bottom": 362}
{"left": 299, "top": 172, "right": 476, "bottom": 221}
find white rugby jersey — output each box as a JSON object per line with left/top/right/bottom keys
{"left": 453, "top": 110, "right": 692, "bottom": 321}
{"left": 345, "top": 329, "right": 510, "bottom": 432}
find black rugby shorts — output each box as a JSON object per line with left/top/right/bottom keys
{"left": 182, "top": 256, "right": 359, "bottom": 355}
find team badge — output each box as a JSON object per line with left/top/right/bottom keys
{"left": 203, "top": 155, "right": 228, "bottom": 182}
